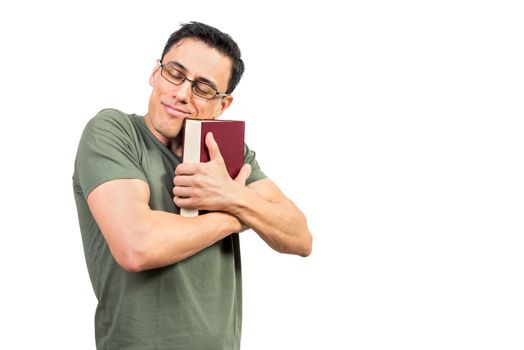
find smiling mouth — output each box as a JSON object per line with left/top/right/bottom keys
{"left": 162, "top": 103, "right": 190, "bottom": 118}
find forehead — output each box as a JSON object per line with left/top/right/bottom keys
{"left": 163, "top": 38, "right": 232, "bottom": 89}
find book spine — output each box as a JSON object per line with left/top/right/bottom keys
{"left": 180, "top": 120, "right": 201, "bottom": 217}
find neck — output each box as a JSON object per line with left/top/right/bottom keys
{"left": 169, "top": 134, "right": 184, "bottom": 157}
{"left": 144, "top": 112, "right": 184, "bottom": 157}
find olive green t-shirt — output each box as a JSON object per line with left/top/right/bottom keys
{"left": 73, "top": 109, "right": 266, "bottom": 350}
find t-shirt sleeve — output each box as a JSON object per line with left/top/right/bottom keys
{"left": 243, "top": 143, "right": 266, "bottom": 185}
{"left": 74, "top": 109, "right": 148, "bottom": 198}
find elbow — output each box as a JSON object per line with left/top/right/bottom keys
{"left": 281, "top": 230, "right": 312, "bottom": 257}
{"left": 296, "top": 217, "right": 313, "bottom": 257}
{"left": 283, "top": 239, "right": 311, "bottom": 257}
{"left": 116, "top": 250, "right": 147, "bottom": 273}
{"left": 297, "top": 214, "right": 312, "bottom": 257}
{"left": 300, "top": 246, "right": 312, "bottom": 258}
{"left": 111, "top": 240, "right": 150, "bottom": 273}
{"left": 118, "top": 255, "right": 145, "bottom": 273}
{"left": 299, "top": 233, "right": 313, "bottom": 257}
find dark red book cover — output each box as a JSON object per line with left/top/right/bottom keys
{"left": 182, "top": 119, "right": 245, "bottom": 179}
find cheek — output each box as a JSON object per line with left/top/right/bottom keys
{"left": 192, "top": 102, "right": 210, "bottom": 119}
{"left": 149, "top": 88, "right": 164, "bottom": 111}
{"left": 199, "top": 102, "right": 222, "bottom": 119}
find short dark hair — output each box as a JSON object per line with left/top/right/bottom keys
{"left": 161, "top": 21, "right": 244, "bottom": 94}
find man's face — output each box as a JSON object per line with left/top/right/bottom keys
{"left": 145, "top": 38, "right": 234, "bottom": 145}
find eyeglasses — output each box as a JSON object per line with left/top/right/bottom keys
{"left": 159, "top": 62, "right": 229, "bottom": 100}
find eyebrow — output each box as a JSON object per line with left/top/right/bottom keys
{"left": 166, "top": 60, "right": 220, "bottom": 90}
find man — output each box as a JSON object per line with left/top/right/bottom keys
{"left": 73, "top": 21, "right": 312, "bottom": 349}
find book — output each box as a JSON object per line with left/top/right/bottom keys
{"left": 180, "top": 119, "right": 245, "bottom": 217}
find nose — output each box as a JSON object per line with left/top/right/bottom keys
{"left": 172, "top": 78, "right": 192, "bottom": 103}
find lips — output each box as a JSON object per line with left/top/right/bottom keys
{"left": 162, "top": 102, "right": 190, "bottom": 119}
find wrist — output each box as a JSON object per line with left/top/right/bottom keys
{"left": 200, "top": 211, "right": 243, "bottom": 235}
{"left": 221, "top": 211, "right": 245, "bottom": 233}
{"left": 225, "top": 182, "right": 251, "bottom": 216}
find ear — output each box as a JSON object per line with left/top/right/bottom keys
{"left": 214, "top": 95, "right": 234, "bottom": 117}
{"left": 149, "top": 61, "right": 161, "bottom": 87}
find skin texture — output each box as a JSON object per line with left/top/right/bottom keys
{"left": 87, "top": 38, "right": 312, "bottom": 272}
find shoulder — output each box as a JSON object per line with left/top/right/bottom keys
{"left": 82, "top": 108, "right": 139, "bottom": 138}
{"left": 87, "top": 108, "right": 133, "bottom": 129}
{"left": 77, "top": 108, "right": 144, "bottom": 155}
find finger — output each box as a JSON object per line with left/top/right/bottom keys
{"left": 175, "top": 163, "right": 199, "bottom": 175}
{"left": 173, "top": 196, "right": 196, "bottom": 209}
{"left": 173, "top": 175, "right": 193, "bottom": 187}
{"left": 172, "top": 186, "right": 194, "bottom": 198}
{"left": 205, "top": 132, "right": 223, "bottom": 161}
{"left": 234, "top": 164, "right": 252, "bottom": 185}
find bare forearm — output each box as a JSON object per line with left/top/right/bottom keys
{"left": 229, "top": 187, "right": 312, "bottom": 256}
{"left": 88, "top": 179, "right": 245, "bottom": 272}
{"left": 124, "top": 211, "right": 241, "bottom": 271}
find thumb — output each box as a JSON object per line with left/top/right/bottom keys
{"left": 205, "top": 132, "right": 223, "bottom": 161}
{"left": 234, "top": 164, "right": 252, "bottom": 185}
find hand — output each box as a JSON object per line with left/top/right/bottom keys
{"left": 173, "top": 132, "right": 252, "bottom": 212}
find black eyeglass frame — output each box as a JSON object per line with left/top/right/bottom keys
{"left": 158, "top": 62, "right": 230, "bottom": 100}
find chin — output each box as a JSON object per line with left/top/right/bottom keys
{"left": 162, "top": 124, "right": 183, "bottom": 139}
{"left": 148, "top": 117, "right": 180, "bottom": 141}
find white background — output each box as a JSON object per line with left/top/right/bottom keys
{"left": 1, "top": 0, "right": 523, "bottom": 349}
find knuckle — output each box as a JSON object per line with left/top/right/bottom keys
{"left": 192, "top": 175, "right": 202, "bottom": 186}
